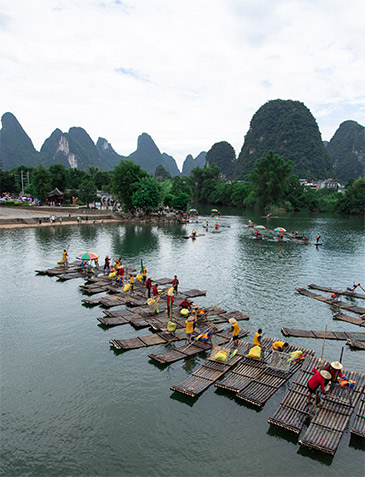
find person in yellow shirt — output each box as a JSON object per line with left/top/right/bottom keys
{"left": 253, "top": 328, "right": 263, "bottom": 347}
{"left": 130, "top": 275, "right": 134, "bottom": 293}
{"left": 229, "top": 318, "right": 240, "bottom": 348}
{"left": 272, "top": 341, "right": 289, "bottom": 352}
{"left": 62, "top": 249, "right": 68, "bottom": 267}
{"left": 185, "top": 316, "right": 196, "bottom": 343}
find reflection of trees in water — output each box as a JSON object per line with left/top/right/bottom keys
{"left": 34, "top": 226, "right": 73, "bottom": 249}
{"left": 79, "top": 224, "right": 98, "bottom": 241}
{"left": 111, "top": 224, "right": 159, "bottom": 258}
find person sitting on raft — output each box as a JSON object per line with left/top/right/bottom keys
{"left": 115, "top": 275, "right": 124, "bottom": 285}
{"left": 152, "top": 283, "right": 159, "bottom": 297}
{"left": 324, "top": 361, "right": 343, "bottom": 383}
{"left": 307, "top": 369, "right": 331, "bottom": 404}
{"left": 179, "top": 298, "right": 192, "bottom": 310}
{"left": 331, "top": 291, "right": 340, "bottom": 301}
{"left": 347, "top": 283, "right": 360, "bottom": 292}
{"left": 229, "top": 318, "right": 240, "bottom": 348}
{"left": 253, "top": 328, "right": 263, "bottom": 347}
{"left": 198, "top": 329, "right": 213, "bottom": 345}
{"left": 272, "top": 341, "right": 289, "bottom": 352}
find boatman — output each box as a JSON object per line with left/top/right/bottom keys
{"left": 185, "top": 316, "right": 195, "bottom": 344}
{"left": 229, "top": 318, "right": 240, "bottom": 348}
{"left": 167, "top": 294, "right": 174, "bottom": 318}
{"left": 191, "top": 229, "right": 196, "bottom": 238}
{"left": 129, "top": 275, "right": 134, "bottom": 294}
{"left": 331, "top": 291, "right": 340, "bottom": 301}
{"left": 104, "top": 256, "right": 110, "bottom": 273}
{"left": 62, "top": 249, "right": 68, "bottom": 267}
{"left": 307, "top": 369, "right": 331, "bottom": 404}
{"left": 272, "top": 341, "right": 289, "bottom": 352}
{"left": 146, "top": 277, "right": 153, "bottom": 298}
{"left": 324, "top": 361, "right": 343, "bottom": 383}
{"left": 179, "top": 297, "right": 192, "bottom": 310}
{"left": 316, "top": 233, "right": 321, "bottom": 244}
{"left": 142, "top": 267, "right": 147, "bottom": 284}
{"left": 347, "top": 283, "right": 360, "bottom": 292}
{"left": 253, "top": 328, "right": 263, "bottom": 347}
{"left": 172, "top": 275, "right": 179, "bottom": 295}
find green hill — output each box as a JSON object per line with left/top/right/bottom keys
{"left": 206, "top": 141, "right": 236, "bottom": 179}
{"left": 235, "top": 99, "right": 332, "bottom": 180}
{"left": 326, "top": 120, "right": 364, "bottom": 181}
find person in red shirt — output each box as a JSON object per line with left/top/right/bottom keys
{"left": 172, "top": 275, "right": 179, "bottom": 295}
{"left": 307, "top": 368, "right": 331, "bottom": 404}
{"left": 324, "top": 361, "right": 343, "bottom": 383}
{"left": 179, "top": 298, "right": 192, "bottom": 310}
{"left": 146, "top": 277, "right": 153, "bottom": 298}
{"left": 152, "top": 284, "right": 159, "bottom": 297}
{"left": 316, "top": 234, "right": 321, "bottom": 243}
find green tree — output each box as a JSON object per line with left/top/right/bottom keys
{"left": 112, "top": 160, "right": 147, "bottom": 209}
{"left": 336, "top": 178, "right": 365, "bottom": 214}
{"left": 172, "top": 192, "right": 190, "bottom": 210}
{"left": 171, "top": 176, "right": 192, "bottom": 196}
{"left": 230, "top": 181, "right": 250, "bottom": 207}
{"left": 0, "top": 169, "right": 19, "bottom": 194}
{"left": 32, "top": 165, "right": 52, "bottom": 203}
{"left": 93, "top": 171, "right": 111, "bottom": 190}
{"left": 154, "top": 165, "right": 172, "bottom": 182}
{"left": 49, "top": 164, "right": 68, "bottom": 191}
{"left": 131, "top": 177, "right": 161, "bottom": 210}
{"left": 78, "top": 178, "right": 97, "bottom": 205}
{"left": 248, "top": 151, "right": 294, "bottom": 208}
{"left": 186, "top": 164, "right": 221, "bottom": 203}
{"left": 67, "top": 168, "right": 87, "bottom": 189}
{"left": 162, "top": 193, "right": 175, "bottom": 207}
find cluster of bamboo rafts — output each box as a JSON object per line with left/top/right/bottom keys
{"left": 36, "top": 265, "right": 365, "bottom": 455}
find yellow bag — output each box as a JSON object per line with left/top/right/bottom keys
{"left": 289, "top": 350, "right": 302, "bottom": 361}
{"left": 167, "top": 321, "right": 177, "bottom": 332}
{"left": 180, "top": 308, "right": 189, "bottom": 316}
{"left": 136, "top": 273, "right": 142, "bottom": 282}
{"left": 248, "top": 345, "right": 261, "bottom": 359}
{"left": 123, "top": 283, "right": 131, "bottom": 292}
{"left": 109, "top": 271, "right": 117, "bottom": 278}
{"left": 57, "top": 260, "right": 64, "bottom": 264}
{"left": 214, "top": 351, "right": 228, "bottom": 362}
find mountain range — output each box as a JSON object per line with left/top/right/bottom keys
{"left": 1, "top": 102, "right": 364, "bottom": 182}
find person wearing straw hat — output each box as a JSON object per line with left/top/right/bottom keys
{"left": 306, "top": 368, "right": 331, "bottom": 404}
{"left": 324, "top": 361, "right": 343, "bottom": 383}
{"left": 229, "top": 318, "right": 239, "bottom": 348}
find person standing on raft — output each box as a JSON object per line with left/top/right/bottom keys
{"left": 185, "top": 316, "right": 195, "bottom": 344}
{"left": 167, "top": 294, "right": 174, "bottom": 318}
{"left": 307, "top": 369, "right": 331, "bottom": 404}
{"left": 146, "top": 277, "right": 153, "bottom": 298}
{"left": 129, "top": 275, "right": 134, "bottom": 294}
{"left": 191, "top": 229, "right": 196, "bottom": 238}
{"left": 229, "top": 318, "right": 240, "bottom": 348}
{"left": 142, "top": 266, "right": 147, "bottom": 284}
{"left": 62, "top": 249, "right": 68, "bottom": 267}
{"left": 324, "top": 361, "right": 343, "bottom": 383}
{"left": 152, "top": 283, "right": 159, "bottom": 297}
{"left": 104, "top": 256, "right": 110, "bottom": 273}
{"left": 172, "top": 275, "right": 179, "bottom": 295}
{"left": 316, "top": 233, "right": 321, "bottom": 244}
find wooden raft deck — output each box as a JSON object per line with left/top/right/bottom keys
{"left": 215, "top": 339, "right": 315, "bottom": 407}
{"left": 333, "top": 312, "right": 365, "bottom": 327}
{"left": 350, "top": 392, "right": 365, "bottom": 438}
{"left": 281, "top": 327, "right": 365, "bottom": 342}
{"left": 295, "top": 288, "right": 365, "bottom": 315}
{"left": 268, "top": 356, "right": 365, "bottom": 455}
{"left": 148, "top": 329, "right": 249, "bottom": 364}
{"left": 170, "top": 340, "right": 252, "bottom": 397}
{"left": 308, "top": 284, "right": 365, "bottom": 300}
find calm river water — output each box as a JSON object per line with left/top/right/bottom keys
{"left": 1, "top": 208, "right": 364, "bottom": 477}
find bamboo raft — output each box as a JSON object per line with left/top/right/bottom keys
{"left": 281, "top": 327, "right": 365, "bottom": 342}
{"left": 268, "top": 356, "right": 365, "bottom": 455}
{"left": 149, "top": 329, "right": 249, "bottom": 364}
{"left": 350, "top": 391, "right": 365, "bottom": 438}
{"left": 170, "top": 340, "right": 251, "bottom": 397}
{"left": 333, "top": 312, "right": 365, "bottom": 327}
{"left": 295, "top": 288, "right": 365, "bottom": 315}
{"left": 109, "top": 323, "right": 227, "bottom": 351}
{"left": 347, "top": 339, "right": 365, "bottom": 350}
{"left": 308, "top": 284, "right": 365, "bottom": 300}
{"left": 215, "top": 339, "right": 315, "bottom": 407}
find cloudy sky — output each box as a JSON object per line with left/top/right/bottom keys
{"left": 1, "top": 0, "right": 364, "bottom": 170}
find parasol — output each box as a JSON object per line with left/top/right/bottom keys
{"left": 76, "top": 251, "right": 99, "bottom": 261}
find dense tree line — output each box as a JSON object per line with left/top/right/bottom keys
{"left": 0, "top": 153, "right": 364, "bottom": 214}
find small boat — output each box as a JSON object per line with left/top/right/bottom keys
{"left": 183, "top": 234, "right": 205, "bottom": 239}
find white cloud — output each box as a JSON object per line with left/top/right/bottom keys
{"left": 1, "top": 0, "right": 364, "bottom": 169}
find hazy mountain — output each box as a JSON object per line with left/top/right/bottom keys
{"left": 326, "top": 120, "right": 365, "bottom": 182}
{"left": 206, "top": 141, "right": 236, "bottom": 179}
{"left": 127, "top": 133, "right": 180, "bottom": 176}
{"left": 0, "top": 112, "right": 39, "bottom": 169}
{"left": 181, "top": 151, "right": 206, "bottom": 176}
{"left": 236, "top": 99, "right": 332, "bottom": 180}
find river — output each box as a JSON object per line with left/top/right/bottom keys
{"left": 0, "top": 208, "right": 364, "bottom": 476}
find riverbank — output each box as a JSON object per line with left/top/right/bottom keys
{"left": 0, "top": 206, "right": 188, "bottom": 229}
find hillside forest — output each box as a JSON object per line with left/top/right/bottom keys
{"left": 1, "top": 153, "right": 364, "bottom": 215}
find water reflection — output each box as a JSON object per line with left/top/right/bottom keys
{"left": 111, "top": 224, "right": 160, "bottom": 258}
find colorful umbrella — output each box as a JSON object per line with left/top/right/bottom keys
{"left": 274, "top": 227, "right": 286, "bottom": 233}
{"left": 76, "top": 251, "right": 99, "bottom": 261}
{"left": 189, "top": 208, "right": 197, "bottom": 212}
{"left": 211, "top": 209, "right": 218, "bottom": 212}
{"left": 256, "top": 225, "right": 266, "bottom": 230}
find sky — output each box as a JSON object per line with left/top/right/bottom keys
{"left": 1, "top": 0, "right": 364, "bottom": 171}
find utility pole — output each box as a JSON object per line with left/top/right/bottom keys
{"left": 21, "top": 170, "right": 24, "bottom": 195}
